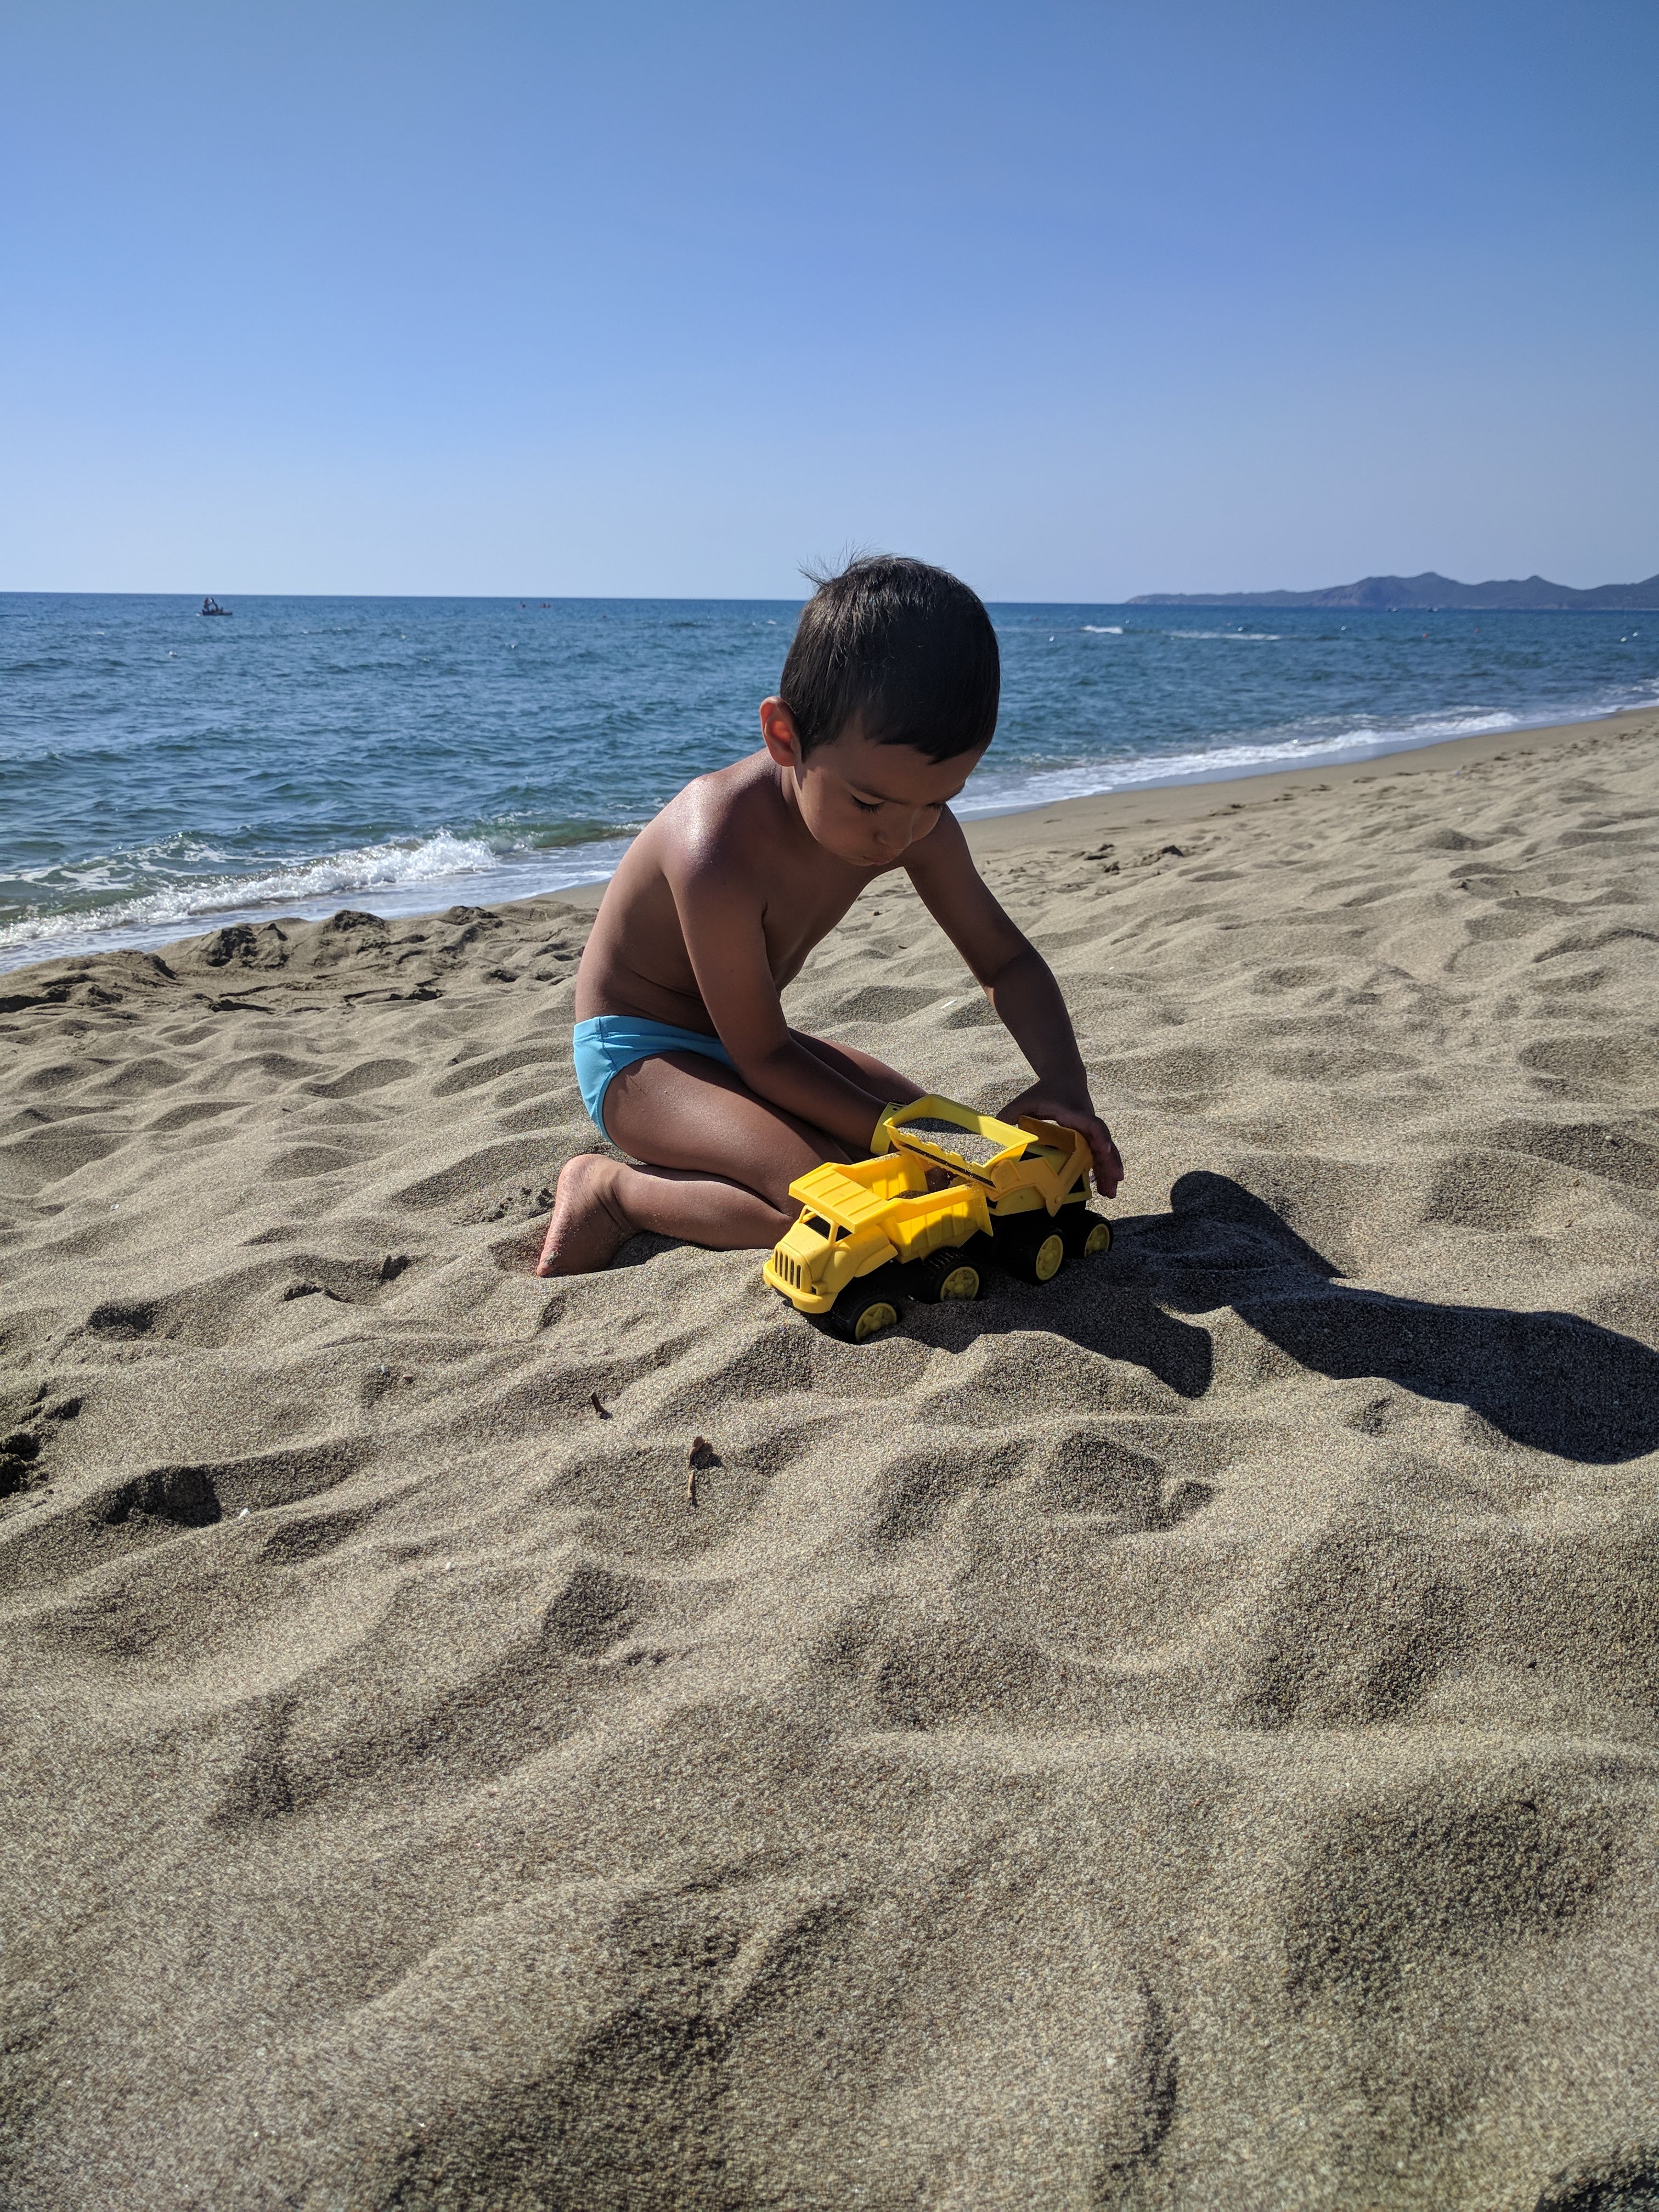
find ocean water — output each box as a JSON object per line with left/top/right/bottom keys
{"left": 3, "top": 592, "right": 1655, "bottom": 973}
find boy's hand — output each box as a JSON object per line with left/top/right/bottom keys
{"left": 998, "top": 1082, "right": 1124, "bottom": 1199}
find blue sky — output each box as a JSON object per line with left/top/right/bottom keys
{"left": 3, "top": 2, "right": 1655, "bottom": 598}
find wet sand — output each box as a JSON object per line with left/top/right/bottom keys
{"left": 2, "top": 707, "right": 1657, "bottom": 2209}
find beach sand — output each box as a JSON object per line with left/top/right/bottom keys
{"left": 3, "top": 708, "right": 1658, "bottom": 2210}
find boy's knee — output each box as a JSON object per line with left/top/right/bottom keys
{"left": 758, "top": 1169, "right": 809, "bottom": 1215}
{"left": 758, "top": 1135, "right": 840, "bottom": 1214}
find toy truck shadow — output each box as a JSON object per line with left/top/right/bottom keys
{"left": 763, "top": 1096, "right": 1113, "bottom": 1342}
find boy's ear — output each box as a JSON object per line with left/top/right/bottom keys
{"left": 760, "top": 697, "right": 803, "bottom": 769}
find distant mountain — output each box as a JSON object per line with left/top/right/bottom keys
{"left": 1128, "top": 571, "right": 1659, "bottom": 612}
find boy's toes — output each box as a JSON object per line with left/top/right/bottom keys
{"left": 536, "top": 1153, "right": 634, "bottom": 1276}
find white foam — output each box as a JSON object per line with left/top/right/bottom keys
{"left": 0, "top": 830, "right": 630, "bottom": 972}
{"left": 1081, "top": 625, "right": 1124, "bottom": 635}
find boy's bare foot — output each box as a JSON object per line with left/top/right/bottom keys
{"left": 536, "top": 1154, "right": 636, "bottom": 1276}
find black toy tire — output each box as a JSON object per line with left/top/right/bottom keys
{"left": 906, "top": 1245, "right": 984, "bottom": 1304}
{"left": 1060, "top": 1206, "right": 1112, "bottom": 1259}
{"left": 993, "top": 1214, "right": 1068, "bottom": 1285}
{"left": 814, "top": 1267, "right": 906, "bottom": 1342}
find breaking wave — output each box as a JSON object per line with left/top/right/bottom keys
{"left": 0, "top": 830, "right": 629, "bottom": 969}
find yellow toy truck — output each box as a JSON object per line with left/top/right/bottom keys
{"left": 763, "top": 1094, "right": 1111, "bottom": 1341}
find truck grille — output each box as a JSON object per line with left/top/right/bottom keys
{"left": 772, "top": 1252, "right": 803, "bottom": 1290}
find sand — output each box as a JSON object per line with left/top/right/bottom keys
{"left": 3, "top": 708, "right": 1658, "bottom": 2211}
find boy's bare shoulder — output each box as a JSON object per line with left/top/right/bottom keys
{"left": 653, "top": 753, "right": 785, "bottom": 878}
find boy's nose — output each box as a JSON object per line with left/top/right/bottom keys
{"left": 881, "top": 814, "right": 926, "bottom": 854}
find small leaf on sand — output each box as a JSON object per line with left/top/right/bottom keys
{"left": 686, "top": 1435, "right": 719, "bottom": 1507}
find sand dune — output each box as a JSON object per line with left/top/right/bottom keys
{"left": 3, "top": 710, "right": 1658, "bottom": 2209}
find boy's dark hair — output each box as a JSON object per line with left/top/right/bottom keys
{"left": 778, "top": 555, "right": 1000, "bottom": 763}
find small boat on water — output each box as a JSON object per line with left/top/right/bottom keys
{"left": 200, "top": 596, "right": 232, "bottom": 617}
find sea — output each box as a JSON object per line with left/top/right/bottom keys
{"left": 3, "top": 592, "right": 1655, "bottom": 974}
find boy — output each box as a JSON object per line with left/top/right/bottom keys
{"left": 538, "top": 556, "right": 1123, "bottom": 1276}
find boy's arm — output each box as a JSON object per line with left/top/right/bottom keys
{"left": 905, "top": 811, "right": 1124, "bottom": 1196}
{"left": 669, "top": 849, "right": 895, "bottom": 1151}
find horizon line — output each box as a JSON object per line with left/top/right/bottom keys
{"left": 3, "top": 584, "right": 1652, "bottom": 607}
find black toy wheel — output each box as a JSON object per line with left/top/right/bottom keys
{"left": 906, "top": 1245, "right": 984, "bottom": 1304}
{"left": 1060, "top": 1206, "right": 1111, "bottom": 1259}
{"left": 994, "top": 1214, "right": 1067, "bottom": 1284}
{"left": 815, "top": 1267, "right": 905, "bottom": 1342}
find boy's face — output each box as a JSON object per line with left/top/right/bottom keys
{"left": 760, "top": 700, "right": 988, "bottom": 868}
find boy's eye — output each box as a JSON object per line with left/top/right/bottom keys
{"left": 851, "top": 796, "right": 882, "bottom": 813}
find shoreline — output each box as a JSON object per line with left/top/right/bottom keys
{"left": 537, "top": 702, "right": 1659, "bottom": 918}
{"left": 962, "top": 698, "right": 1659, "bottom": 856}
{"left": 4, "top": 703, "right": 1654, "bottom": 974}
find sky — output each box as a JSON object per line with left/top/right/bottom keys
{"left": 3, "top": 1, "right": 1656, "bottom": 600}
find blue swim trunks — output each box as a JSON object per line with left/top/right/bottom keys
{"left": 572, "top": 1015, "right": 735, "bottom": 1141}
